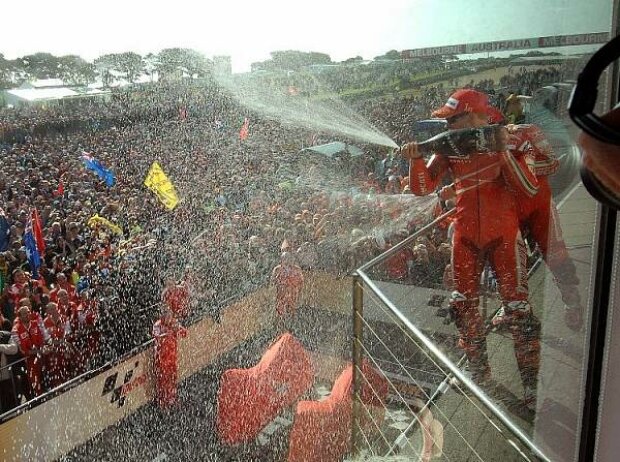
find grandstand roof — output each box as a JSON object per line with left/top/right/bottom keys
{"left": 20, "top": 78, "right": 66, "bottom": 89}
{"left": 76, "top": 88, "right": 110, "bottom": 96}
{"left": 4, "top": 86, "right": 111, "bottom": 104}
{"left": 6, "top": 87, "right": 79, "bottom": 102}
{"left": 303, "top": 142, "right": 364, "bottom": 158}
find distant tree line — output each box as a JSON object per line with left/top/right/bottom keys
{"left": 0, "top": 48, "right": 216, "bottom": 89}
{"left": 0, "top": 48, "right": 440, "bottom": 91}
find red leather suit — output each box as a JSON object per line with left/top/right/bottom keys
{"left": 12, "top": 313, "right": 48, "bottom": 397}
{"left": 153, "top": 318, "right": 187, "bottom": 408}
{"left": 509, "top": 124, "right": 580, "bottom": 308}
{"left": 43, "top": 314, "right": 71, "bottom": 389}
{"left": 410, "top": 149, "right": 540, "bottom": 386}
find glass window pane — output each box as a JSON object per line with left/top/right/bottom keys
{"left": 0, "top": 1, "right": 617, "bottom": 461}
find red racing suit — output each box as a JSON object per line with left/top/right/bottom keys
{"left": 43, "top": 314, "right": 71, "bottom": 389}
{"left": 69, "top": 302, "right": 100, "bottom": 376}
{"left": 153, "top": 318, "right": 187, "bottom": 408}
{"left": 11, "top": 313, "right": 49, "bottom": 397}
{"left": 271, "top": 264, "right": 304, "bottom": 317}
{"left": 162, "top": 283, "right": 191, "bottom": 320}
{"left": 508, "top": 124, "right": 581, "bottom": 308}
{"left": 410, "top": 148, "right": 540, "bottom": 386}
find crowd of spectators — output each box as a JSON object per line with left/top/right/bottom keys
{"left": 500, "top": 66, "right": 564, "bottom": 95}
{"left": 0, "top": 80, "right": 438, "bottom": 413}
{"left": 0, "top": 62, "right": 569, "bottom": 414}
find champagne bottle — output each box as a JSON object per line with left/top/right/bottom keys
{"left": 417, "top": 125, "right": 506, "bottom": 157}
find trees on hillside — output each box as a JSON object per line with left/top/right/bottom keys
{"left": 117, "top": 52, "right": 144, "bottom": 82}
{"left": 252, "top": 50, "right": 333, "bottom": 72}
{"left": 0, "top": 48, "right": 216, "bottom": 88}
{"left": 0, "top": 52, "right": 95, "bottom": 88}
{"left": 58, "top": 55, "right": 95, "bottom": 85}
{"left": 21, "top": 52, "right": 61, "bottom": 79}
{"left": 0, "top": 54, "right": 13, "bottom": 88}
{"left": 93, "top": 54, "right": 118, "bottom": 87}
{"left": 342, "top": 56, "right": 364, "bottom": 64}
{"left": 155, "top": 48, "right": 213, "bottom": 80}
{"left": 0, "top": 45, "right": 483, "bottom": 92}
{"left": 94, "top": 52, "right": 145, "bottom": 85}
{"left": 374, "top": 50, "right": 400, "bottom": 60}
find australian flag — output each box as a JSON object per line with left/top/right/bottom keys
{"left": 81, "top": 152, "right": 116, "bottom": 187}
{"left": 24, "top": 221, "right": 41, "bottom": 279}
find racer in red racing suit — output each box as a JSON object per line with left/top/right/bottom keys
{"left": 153, "top": 309, "right": 187, "bottom": 408}
{"left": 505, "top": 124, "right": 583, "bottom": 330}
{"left": 404, "top": 89, "right": 541, "bottom": 400}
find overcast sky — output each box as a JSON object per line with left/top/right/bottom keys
{"left": 0, "top": 0, "right": 613, "bottom": 72}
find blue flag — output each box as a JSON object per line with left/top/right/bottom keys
{"left": 24, "top": 222, "right": 41, "bottom": 279}
{"left": 81, "top": 152, "right": 115, "bottom": 187}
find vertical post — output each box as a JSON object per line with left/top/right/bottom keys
{"left": 352, "top": 273, "right": 364, "bottom": 457}
{"left": 10, "top": 365, "right": 18, "bottom": 409}
{"left": 481, "top": 266, "right": 489, "bottom": 321}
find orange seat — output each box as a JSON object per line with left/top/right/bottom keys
{"left": 216, "top": 333, "right": 314, "bottom": 444}
{"left": 287, "top": 360, "right": 388, "bottom": 462}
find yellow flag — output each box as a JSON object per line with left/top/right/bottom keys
{"left": 88, "top": 214, "right": 123, "bottom": 235}
{"left": 144, "top": 162, "right": 179, "bottom": 210}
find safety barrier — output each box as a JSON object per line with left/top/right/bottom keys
{"left": 0, "top": 356, "right": 26, "bottom": 414}
{"left": 350, "top": 210, "right": 552, "bottom": 461}
{"left": 0, "top": 302, "right": 159, "bottom": 422}
{"left": 0, "top": 284, "right": 274, "bottom": 461}
{"left": 0, "top": 286, "right": 260, "bottom": 424}
{"left": 0, "top": 270, "right": 366, "bottom": 461}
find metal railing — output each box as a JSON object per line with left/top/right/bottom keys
{"left": 0, "top": 335, "right": 157, "bottom": 423}
{"left": 350, "top": 210, "right": 551, "bottom": 462}
{"left": 0, "top": 356, "right": 26, "bottom": 413}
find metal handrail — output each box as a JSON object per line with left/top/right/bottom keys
{"left": 351, "top": 204, "right": 554, "bottom": 460}
{"left": 354, "top": 269, "right": 550, "bottom": 462}
{"left": 357, "top": 208, "right": 456, "bottom": 273}
{"left": 0, "top": 337, "right": 157, "bottom": 424}
{"left": 352, "top": 179, "right": 583, "bottom": 459}
{"left": 0, "top": 356, "right": 26, "bottom": 374}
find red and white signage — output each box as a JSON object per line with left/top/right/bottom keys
{"left": 401, "top": 32, "right": 610, "bottom": 58}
